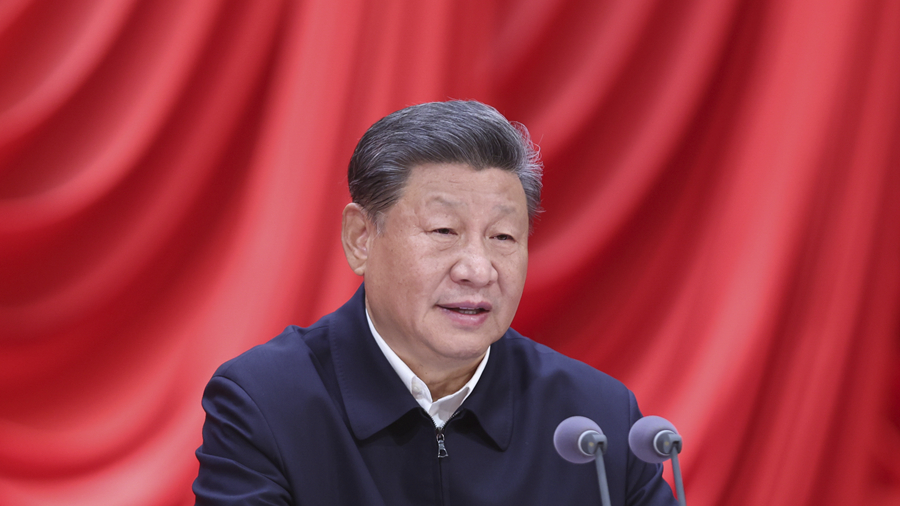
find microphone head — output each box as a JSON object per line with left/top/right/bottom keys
{"left": 554, "top": 416, "right": 603, "bottom": 464}
{"left": 628, "top": 415, "right": 679, "bottom": 464}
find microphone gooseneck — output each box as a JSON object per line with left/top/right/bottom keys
{"left": 554, "top": 416, "right": 611, "bottom": 506}
{"left": 628, "top": 416, "right": 687, "bottom": 506}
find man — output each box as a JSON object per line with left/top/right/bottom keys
{"left": 193, "top": 101, "right": 677, "bottom": 505}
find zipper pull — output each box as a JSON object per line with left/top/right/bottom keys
{"left": 435, "top": 427, "right": 449, "bottom": 458}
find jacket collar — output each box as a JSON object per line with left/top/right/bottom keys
{"left": 453, "top": 334, "right": 514, "bottom": 450}
{"left": 329, "top": 284, "right": 513, "bottom": 450}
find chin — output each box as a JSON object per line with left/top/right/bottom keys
{"left": 437, "top": 333, "right": 499, "bottom": 359}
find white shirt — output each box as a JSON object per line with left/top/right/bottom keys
{"left": 366, "top": 309, "right": 490, "bottom": 428}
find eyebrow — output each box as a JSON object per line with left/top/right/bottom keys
{"left": 425, "top": 195, "right": 461, "bottom": 208}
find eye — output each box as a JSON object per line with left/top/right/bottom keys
{"left": 432, "top": 228, "right": 455, "bottom": 235}
{"left": 493, "top": 233, "right": 515, "bottom": 242}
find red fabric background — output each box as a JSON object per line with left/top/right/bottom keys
{"left": 1, "top": 1, "right": 898, "bottom": 505}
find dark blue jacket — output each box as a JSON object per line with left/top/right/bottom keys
{"left": 194, "top": 285, "right": 676, "bottom": 505}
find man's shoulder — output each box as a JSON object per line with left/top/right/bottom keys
{"left": 213, "top": 285, "right": 366, "bottom": 385}
{"left": 494, "top": 329, "right": 640, "bottom": 454}
{"left": 212, "top": 317, "right": 332, "bottom": 389}
{"left": 499, "top": 328, "right": 630, "bottom": 398}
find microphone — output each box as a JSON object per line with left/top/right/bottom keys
{"left": 628, "top": 416, "right": 686, "bottom": 506}
{"left": 554, "top": 416, "right": 611, "bottom": 506}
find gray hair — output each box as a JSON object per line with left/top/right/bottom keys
{"left": 347, "top": 100, "right": 543, "bottom": 230}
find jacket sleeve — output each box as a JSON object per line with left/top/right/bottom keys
{"left": 625, "top": 391, "right": 680, "bottom": 506}
{"left": 193, "top": 374, "right": 293, "bottom": 505}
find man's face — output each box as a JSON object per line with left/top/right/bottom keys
{"left": 361, "top": 163, "right": 529, "bottom": 374}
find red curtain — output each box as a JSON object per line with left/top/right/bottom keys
{"left": 1, "top": 1, "right": 898, "bottom": 505}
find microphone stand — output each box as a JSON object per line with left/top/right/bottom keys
{"left": 669, "top": 448, "right": 686, "bottom": 506}
{"left": 657, "top": 431, "right": 686, "bottom": 506}
{"left": 593, "top": 450, "right": 611, "bottom": 506}
{"left": 580, "top": 431, "right": 611, "bottom": 506}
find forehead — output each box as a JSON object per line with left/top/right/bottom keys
{"left": 399, "top": 163, "right": 527, "bottom": 212}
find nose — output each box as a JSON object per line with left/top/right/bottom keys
{"left": 450, "top": 237, "right": 498, "bottom": 287}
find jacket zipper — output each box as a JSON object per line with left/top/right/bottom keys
{"left": 434, "top": 410, "right": 461, "bottom": 459}
{"left": 435, "top": 428, "right": 449, "bottom": 458}
{"left": 434, "top": 411, "right": 462, "bottom": 506}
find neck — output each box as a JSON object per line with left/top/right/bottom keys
{"left": 410, "top": 357, "right": 482, "bottom": 400}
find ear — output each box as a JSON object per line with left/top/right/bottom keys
{"left": 342, "top": 203, "right": 374, "bottom": 276}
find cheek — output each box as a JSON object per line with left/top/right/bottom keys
{"left": 395, "top": 243, "right": 449, "bottom": 290}
{"left": 498, "top": 250, "right": 528, "bottom": 286}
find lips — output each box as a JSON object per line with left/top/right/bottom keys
{"left": 445, "top": 307, "right": 487, "bottom": 315}
{"left": 437, "top": 301, "right": 493, "bottom": 315}
{"left": 452, "top": 308, "right": 485, "bottom": 315}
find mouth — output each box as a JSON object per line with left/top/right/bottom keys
{"left": 437, "top": 302, "right": 492, "bottom": 316}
